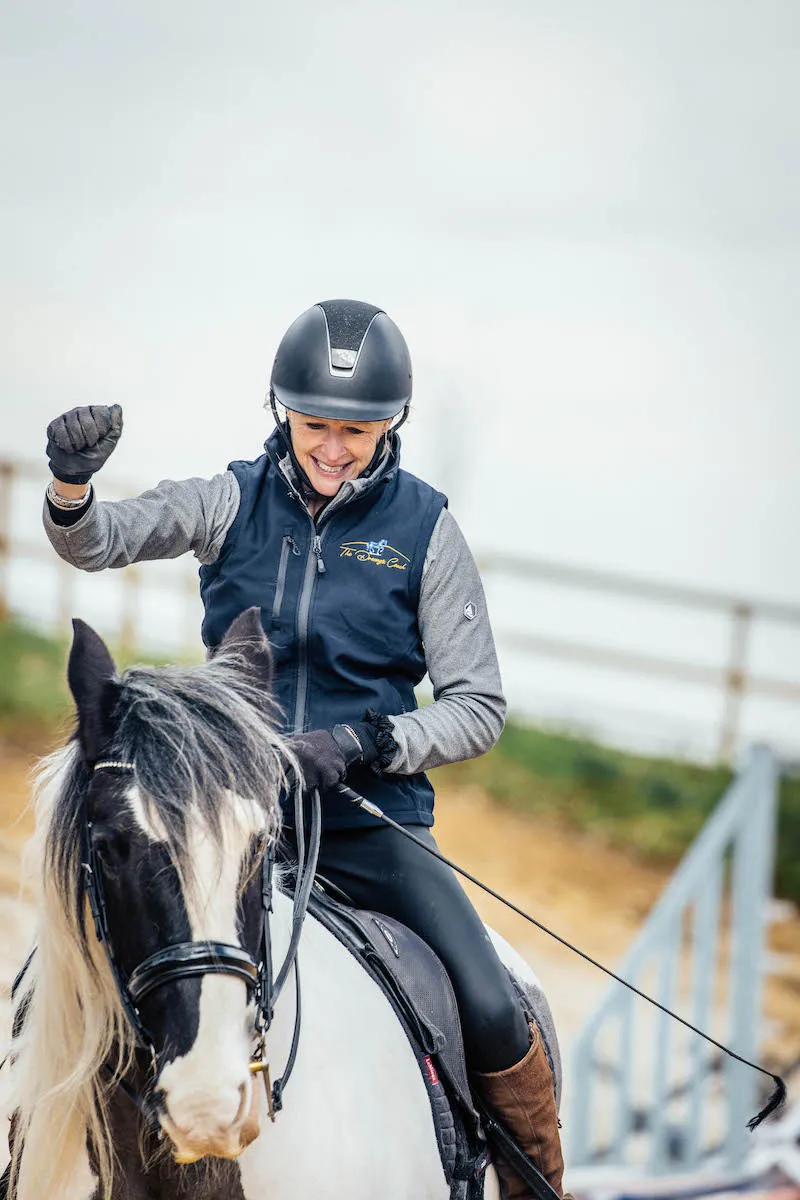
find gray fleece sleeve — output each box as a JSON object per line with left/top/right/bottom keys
{"left": 42, "top": 472, "right": 240, "bottom": 570}
{"left": 386, "top": 509, "right": 506, "bottom": 774}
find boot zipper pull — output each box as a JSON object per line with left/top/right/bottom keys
{"left": 312, "top": 535, "right": 326, "bottom": 574}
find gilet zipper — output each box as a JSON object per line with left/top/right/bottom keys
{"left": 270, "top": 534, "right": 300, "bottom": 629}
{"left": 281, "top": 472, "right": 373, "bottom": 734}
{"left": 292, "top": 524, "right": 333, "bottom": 732}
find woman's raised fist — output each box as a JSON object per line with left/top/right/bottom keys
{"left": 46, "top": 404, "right": 123, "bottom": 484}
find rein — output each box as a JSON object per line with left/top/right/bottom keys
{"left": 83, "top": 761, "right": 321, "bottom": 1130}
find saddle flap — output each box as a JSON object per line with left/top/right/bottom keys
{"left": 307, "top": 885, "right": 477, "bottom": 1119}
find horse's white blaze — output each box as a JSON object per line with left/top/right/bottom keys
{"left": 127, "top": 784, "right": 169, "bottom": 842}
{"left": 139, "top": 790, "right": 264, "bottom": 1156}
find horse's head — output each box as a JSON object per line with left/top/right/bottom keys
{"left": 66, "top": 608, "right": 285, "bottom": 1164}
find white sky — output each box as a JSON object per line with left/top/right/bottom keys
{"left": 2, "top": 0, "right": 798, "bottom": 755}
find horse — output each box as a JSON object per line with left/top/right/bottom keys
{"left": 3, "top": 608, "right": 557, "bottom": 1200}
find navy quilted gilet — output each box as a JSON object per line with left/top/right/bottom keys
{"left": 199, "top": 431, "right": 447, "bottom": 829}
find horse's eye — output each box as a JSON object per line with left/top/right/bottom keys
{"left": 93, "top": 832, "right": 131, "bottom": 867}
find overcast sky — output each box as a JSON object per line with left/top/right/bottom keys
{"left": 2, "top": 0, "right": 798, "bottom": 751}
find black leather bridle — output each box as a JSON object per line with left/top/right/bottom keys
{"left": 82, "top": 760, "right": 320, "bottom": 1128}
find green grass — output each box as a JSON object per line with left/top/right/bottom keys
{"left": 0, "top": 617, "right": 182, "bottom": 747}
{"left": 0, "top": 619, "right": 72, "bottom": 745}
{"left": 2, "top": 616, "right": 798, "bottom": 903}
{"left": 432, "top": 721, "right": 800, "bottom": 905}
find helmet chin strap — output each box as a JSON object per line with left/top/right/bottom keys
{"left": 269, "top": 392, "right": 408, "bottom": 499}
{"left": 269, "top": 393, "right": 316, "bottom": 498}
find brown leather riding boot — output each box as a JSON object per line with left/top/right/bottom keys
{"left": 475, "top": 1019, "right": 566, "bottom": 1199}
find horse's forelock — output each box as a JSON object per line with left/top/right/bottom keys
{"left": 104, "top": 651, "right": 287, "bottom": 866}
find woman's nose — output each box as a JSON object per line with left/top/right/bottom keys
{"left": 321, "top": 433, "right": 347, "bottom": 461}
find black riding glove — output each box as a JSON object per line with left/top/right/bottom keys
{"left": 287, "top": 730, "right": 349, "bottom": 793}
{"left": 46, "top": 404, "right": 124, "bottom": 484}
{"left": 332, "top": 714, "right": 400, "bottom": 770}
{"left": 289, "top": 714, "right": 400, "bottom": 793}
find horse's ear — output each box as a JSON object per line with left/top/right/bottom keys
{"left": 68, "top": 619, "right": 119, "bottom": 763}
{"left": 216, "top": 607, "right": 273, "bottom": 691}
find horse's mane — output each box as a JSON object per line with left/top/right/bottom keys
{"left": 9, "top": 650, "right": 289, "bottom": 1200}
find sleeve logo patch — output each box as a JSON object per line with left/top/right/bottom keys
{"left": 464, "top": 602, "right": 477, "bottom": 620}
{"left": 340, "top": 540, "right": 409, "bottom": 571}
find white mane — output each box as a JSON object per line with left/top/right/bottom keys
{"left": 11, "top": 744, "right": 134, "bottom": 1200}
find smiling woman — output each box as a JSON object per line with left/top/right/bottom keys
{"left": 40, "top": 297, "right": 568, "bottom": 1197}
{"left": 286, "top": 412, "right": 391, "bottom": 509}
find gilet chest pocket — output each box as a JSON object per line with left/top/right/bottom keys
{"left": 270, "top": 534, "right": 301, "bottom": 632}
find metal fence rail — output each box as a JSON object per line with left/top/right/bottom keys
{"left": 568, "top": 745, "right": 779, "bottom": 1175}
{"left": 478, "top": 552, "right": 800, "bottom": 762}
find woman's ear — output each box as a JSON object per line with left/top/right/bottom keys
{"left": 67, "top": 619, "right": 119, "bottom": 763}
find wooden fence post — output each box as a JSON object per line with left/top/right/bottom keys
{"left": 718, "top": 603, "right": 752, "bottom": 763}
{"left": 0, "top": 460, "right": 14, "bottom": 621}
{"left": 119, "top": 568, "right": 140, "bottom": 659}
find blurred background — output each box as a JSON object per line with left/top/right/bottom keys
{"left": 1, "top": 1, "right": 798, "bottom": 1196}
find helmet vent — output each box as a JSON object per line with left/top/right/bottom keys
{"left": 318, "top": 299, "right": 383, "bottom": 370}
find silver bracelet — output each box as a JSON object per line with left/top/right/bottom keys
{"left": 47, "top": 481, "right": 93, "bottom": 511}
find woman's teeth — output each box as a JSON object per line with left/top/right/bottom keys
{"left": 313, "top": 459, "right": 350, "bottom": 476}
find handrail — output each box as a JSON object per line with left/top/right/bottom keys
{"left": 567, "top": 746, "right": 779, "bottom": 1175}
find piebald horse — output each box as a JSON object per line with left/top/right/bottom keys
{"left": 4, "top": 610, "right": 549, "bottom": 1200}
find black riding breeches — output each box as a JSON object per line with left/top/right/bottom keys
{"left": 281, "top": 822, "right": 531, "bottom": 1074}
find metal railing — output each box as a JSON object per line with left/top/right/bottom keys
{"left": 478, "top": 552, "right": 800, "bottom": 762}
{"left": 567, "top": 745, "right": 779, "bottom": 1175}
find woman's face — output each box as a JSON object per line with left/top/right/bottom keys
{"left": 287, "top": 411, "right": 391, "bottom": 496}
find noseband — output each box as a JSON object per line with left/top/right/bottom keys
{"left": 82, "top": 760, "right": 319, "bottom": 1126}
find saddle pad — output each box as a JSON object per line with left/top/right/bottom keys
{"left": 307, "top": 882, "right": 478, "bottom": 1120}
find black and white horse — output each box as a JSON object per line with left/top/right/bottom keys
{"left": 4, "top": 610, "right": 550, "bottom": 1199}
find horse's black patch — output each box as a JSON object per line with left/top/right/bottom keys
{"left": 88, "top": 774, "right": 200, "bottom": 1063}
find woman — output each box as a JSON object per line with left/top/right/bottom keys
{"left": 43, "top": 299, "right": 565, "bottom": 1199}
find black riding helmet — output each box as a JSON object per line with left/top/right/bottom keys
{"left": 269, "top": 299, "right": 412, "bottom": 494}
